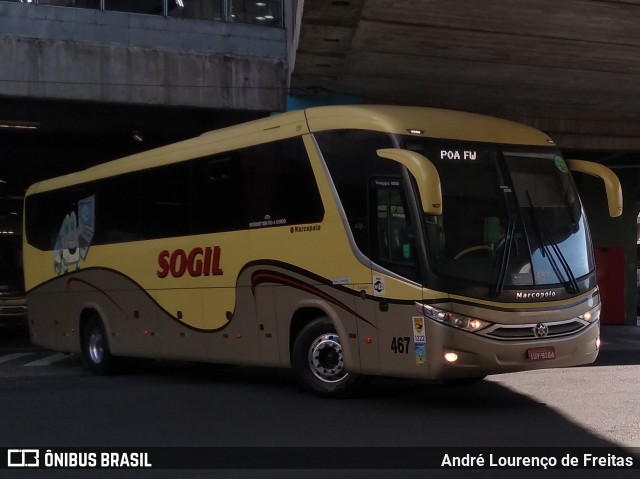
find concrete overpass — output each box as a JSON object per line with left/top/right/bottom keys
{"left": 0, "top": 0, "right": 291, "bottom": 191}
{"left": 290, "top": 0, "right": 640, "bottom": 153}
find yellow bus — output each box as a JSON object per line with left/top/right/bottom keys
{"left": 22, "top": 105, "right": 622, "bottom": 397}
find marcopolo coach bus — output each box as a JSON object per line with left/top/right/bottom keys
{"left": 23, "top": 105, "right": 622, "bottom": 397}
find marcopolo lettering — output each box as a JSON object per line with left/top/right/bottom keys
{"left": 516, "top": 291, "right": 557, "bottom": 300}
{"left": 157, "top": 246, "right": 223, "bottom": 278}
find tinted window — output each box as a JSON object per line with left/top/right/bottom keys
{"left": 371, "top": 179, "right": 420, "bottom": 282}
{"left": 25, "top": 137, "right": 324, "bottom": 250}
{"left": 242, "top": 139, "right": 324, "bottom": 229}
{"left": 315, "top": 130, "right": 396, "bottom": 257}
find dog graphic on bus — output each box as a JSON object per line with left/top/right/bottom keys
{"left": 53, "top": 196, "right": 95, "bottom": 275}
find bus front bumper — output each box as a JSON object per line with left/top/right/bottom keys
{"left": 426, "top": 319, "right": 600, "bottom": 380}
{"left": 0, "top": 297, "right": 28, "bottom": 326}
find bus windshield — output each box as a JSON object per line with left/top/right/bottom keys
{"left": 401, "top": 138, "right": 593, "bottom": 292}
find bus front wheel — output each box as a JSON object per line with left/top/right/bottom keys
{"left": 292, "top": 317, "right": 367, "bottom": 398}
{"left": 82, "top": 315, "right": 118, "bottom": 375}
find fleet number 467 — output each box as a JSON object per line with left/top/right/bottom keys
{"left": 391, "top": 336, "right": 411, "bottom": 354}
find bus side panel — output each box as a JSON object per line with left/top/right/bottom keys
{"left": 274, "top": 286, "right": 363, "bottom": 374}
{"left": 97, "top": 284, "right": 162, "bottom": 359}
{"left": 251, "top": 285, "right": 281, "bottom": 366}
{"left": 375, "top": 302, "right": 432, "bottom": 380}
{"left": 27, "top": 268, "right": 213, "bottom": 362}
{"left": 352, "top": 273, "right": 432, "bottom": 380}
{"left": 27, "top": 271, "right": 130, "bottom": 355}
{"left": 203, "top": 285, "right": 259, "bottom": 366}
{"left": 353, "top": 283, "right": 381, "bottom": 376}
{"left": 242, "top": 264, "right": 366, "bottom": 373}
{"left": 28, "top": 285, "right": 81, "bottom": 354}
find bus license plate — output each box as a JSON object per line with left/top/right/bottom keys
{"left": 527, "top": 346, "right": 556, "bottom": 361}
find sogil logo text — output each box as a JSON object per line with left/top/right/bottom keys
{"left": 157, "top": 246, "right": 223, "bottom": 278}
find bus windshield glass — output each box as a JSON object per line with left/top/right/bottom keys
{"left": 401, "top": 138, "right": 593, "bottom": 291}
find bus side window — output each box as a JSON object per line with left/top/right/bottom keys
{"left": 371, "top": 179, "right": 419, "bottom": 282}
{"left": 315, "top": 129, "right": 396, "bottom": 258}
{"left": 205, "top": 157, "right": 234, "bottom": 183}
{"left": 192, "top": 155, "right": 248, "bottom": 233}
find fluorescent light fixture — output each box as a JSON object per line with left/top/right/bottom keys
{"left": 0, "top": 120, "right": 39, "bottom": 130}
{"left": 132, "top": 130, "right": 144, "bottom": 142}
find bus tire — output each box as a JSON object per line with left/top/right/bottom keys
{"left": 292, "top": 317, "right": 367, "bottom": 398}
{"left": 82, "top": 315, "right": 118, "bottom": 375}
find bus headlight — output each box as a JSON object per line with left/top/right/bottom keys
{"left": 416, "top": 303, "right": 491, "bottom": 333}
{"left": 579, "top": 305, "right": 601, "bottom": 323}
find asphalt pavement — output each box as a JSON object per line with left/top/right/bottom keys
{"left": 597, "top": 324, "right": 640, "bottom": 365}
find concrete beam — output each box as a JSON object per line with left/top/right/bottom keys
{"left": 0, "top": 2, "right": 288, "bottom": 111}
{"left": 0, "top": 36, "right": 286, "bottom": 111}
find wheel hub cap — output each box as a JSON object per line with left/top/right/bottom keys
{"left": 308, "top": 333, "right": 347, "bottom": 383}
{"left": 88, "top": 330, "right": 104, "bottom": 364}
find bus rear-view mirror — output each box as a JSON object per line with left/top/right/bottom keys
{"left": 376, "top": 148, "right": 443, "bottom": 216}
{"left": 567, "top": 160, "right": 623, "bottom": 217}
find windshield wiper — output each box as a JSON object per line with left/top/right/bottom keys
{"left": 493, "top": 217, "right": 515, "bottom": 295}
{"left": 526, "top": 190, "right": 579, "bottom": 294}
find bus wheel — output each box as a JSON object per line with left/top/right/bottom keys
{"left": 292, "top": 317, "right": 366, "bottom": 398}
{"left": 82, "top": 316, "right": 118, "bottom": 375}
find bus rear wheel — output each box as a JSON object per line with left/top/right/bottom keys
{"left": 82, "top": 315, "right": 118, "bottom": 375}
{"left": 292, "top": 317, "right": 367, "bottom": 398}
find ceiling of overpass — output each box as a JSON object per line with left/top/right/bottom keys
{"left": 0, "top": 98, "right": 264, "bottom": 202}
{"left": 290, "top": 0, "right": 640, "bottom": 153}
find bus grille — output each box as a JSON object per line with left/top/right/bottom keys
{"left": 483, "top": 319, "right": 587, "bottom": 340}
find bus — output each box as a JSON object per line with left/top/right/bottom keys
{"left": 0, "top": 234, "right": 26, "bottom": 324}
{"left": 22, "top": 105, "right": 622, "bottom": 397}
{"left": 0, "top": 198, "right": 27, "bottom": 326}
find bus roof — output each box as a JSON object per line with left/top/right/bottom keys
{"left": 26, "top": 105, "right": 555, "bottom": 195}
{"left": 305, "top": 105, "right": 554, "bottom": 146}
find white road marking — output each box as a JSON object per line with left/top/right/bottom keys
{"left": 24, "top": 353, "right": 70, "bottom": 366}
{"left": 0, "top": 352, "right": 34, "bottom": 364}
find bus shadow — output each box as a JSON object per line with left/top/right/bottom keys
{"left": 116, "top": 361, "right": 633, "bottom": 451}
